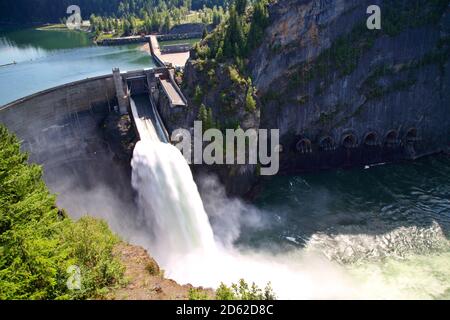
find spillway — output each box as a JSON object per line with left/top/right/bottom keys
{"left": 129, "top": 92, "right": 217, "bottom": 264}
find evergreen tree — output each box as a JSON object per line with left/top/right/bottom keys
{"left": 198, "top": 103, "right": 208, "bottom": 123}
{"left": 163, "top": 14, "right": 171, "bottom": 33}
{"left": 194, "top": 85, "right": 203, "bottom": 105}
{"left": 223, "top": 5, "right": 245, "bottom": 58}
{"left": 206, "top": 107, "right": 214, "bottom": 129}
{"left": 247, "top": 0, "right": 269, "bottom": 52}
{"left": 235, "top": 0, "right": 247, "bottom": 16}
{"left": 0, "top": 125, "right": 123, "bottom": 300}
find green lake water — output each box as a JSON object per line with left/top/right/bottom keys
{"left": 244, "top": 155, "right": 450, "bottom": 299}
{"left": 0, "top": 28, "right": 154, "bottom": 105}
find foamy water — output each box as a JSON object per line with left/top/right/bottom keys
{"left": 130, "top": 121, "right": 450, "bottom": 299}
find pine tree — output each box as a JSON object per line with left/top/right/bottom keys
{"left": 224, "top": 5, "right": 245, "bottom": 58}
{"left": 194, "top": 85, "right": 203, "bottom": 105}
{"left": 235, "top": 0, "right": 248, "bottom": 16}
{"left": 163, "top": 14, "right": 171, "bottom": 33}
{"left": 206, "top": 107, "right": 214, "bottom": 129}
{"left": 247, "top": 0, "right": 269, "bottom": 52}
{"left": 198, "top": 104, "right": 208, "bottom": 123}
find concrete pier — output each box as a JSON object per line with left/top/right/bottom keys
{"left": 113, "top": 68, "right": 129, "bottom": 114}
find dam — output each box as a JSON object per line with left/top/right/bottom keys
{"left": 0, "top": 63, "right": 187, "bottom": 221}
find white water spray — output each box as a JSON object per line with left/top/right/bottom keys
{"left": 131, "top": 121, "right": 216, "bottom": 262}
{"left": 129, "top": 115, "right": 363, "bottom": 298}
{"left": 130, "top": 107, "right": 450, "bottom": 299}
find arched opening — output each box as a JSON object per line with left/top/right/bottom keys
{"left": 342, "top": 134, "right": 358, "bottom": 149}
{"left": 406, "top": 127, "right": 419, "bottom": 143}
{"left": 296, "top": 139, "right": 312, "bottom": 154}
{"left": 364, "top": 131, "right": 379, "bottom": 146}
{"left": 319, "top": 136, "right": 335, "bottom": 151}
{"left": 385, "top": 130, "right": 399, "bottom": 147}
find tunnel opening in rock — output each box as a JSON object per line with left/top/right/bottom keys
{"left": 342, "top": 134, "right": 358, "bottom": 149}
{"left": 406, "top": 127, "right": 419, "bottom": 143}
{"left": 319, "top": 136, "right": 335, "bottom": 151}
{"left": 296, "top": 138, "right": 312, "bottom": 154}
{"left": 385, "top": 130, "right": 399, "bottom": 147}
{"left": 364, "top": 132, "right": 379, "bottom": 147}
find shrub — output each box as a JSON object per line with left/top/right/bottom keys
{"left": 228, "top": 65, "right": 245, "bottom": 85}
{"left": 216, "top": 279, "right": 276, "bottom": 300}
{"left": 0, "top": 125, "right": 123, "bottom": 300}
{"left": 245, "top": 87, "right": 257, "bottom": 112}
{"left": 188, "top": 288, "right": 209, "bottom": 300}
{"left": 145, "top": 261, "right": 160, "bottom": 276}
{"left": 61, "top": 217, "right": 124, "bottom": 299}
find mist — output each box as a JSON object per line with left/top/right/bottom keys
{"left": 36, "top": 122, "right": 449, "bottom": 299}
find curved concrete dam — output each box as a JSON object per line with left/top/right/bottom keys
{"left": 0, "top": 65, "right": 189, "bottom": 235}
{"left": 0, "top": 70, "right": 141, "bottom": 232}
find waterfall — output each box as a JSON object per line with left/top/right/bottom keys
{"left": 127, "top": 111, "right": 353, "bottom": 297}
{"left": 128, "top": 101, "right": 450, "bottom": 299}
{"left": 131, "top": 121, "right": 216, "bottom": 264}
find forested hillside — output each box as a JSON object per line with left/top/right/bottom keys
{"left": 0, "top": 0, "right": 229, "bottom": 24}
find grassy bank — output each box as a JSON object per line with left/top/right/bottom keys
{"left": 36, "top": 24, "right": 68, "bottom": 31}
{"left": 159, "top": 38, "right": 202, "bottom": 47}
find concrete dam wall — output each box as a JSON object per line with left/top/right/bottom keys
{"left": 0, "top": 74, "right": 137, "bottom": 226}
{"left": 0, "top": 75, "right": 116, "bottom": 167}
{"left": 0, "top": 66, "right": 189, "bottom": 233}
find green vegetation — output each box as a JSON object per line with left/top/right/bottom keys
{"left": 145, "top": 261, "right": 159, "bottom": 276}
{"left": 188, "top": 279, "right": 276, "bottom": 300}
{"left": 365, "top": 77, "right": 417, "bottom": 100}
{"left": 1, "top": 0, "right": 229, "bottom": 25}
{"left": 185, "top": 0, "right": 269, "bottom": 123}
{"left": 195, "top": 0, "right": 269, "bottom": 65}
{"left": 194, "top": 84, "right": 203, "bottom": 105}
{"left": 383, "top": 0, "right": 449, "bottom": 36}
{"left": 188, "top": 287, "right": 209, "bottom": 300}
{"left": 245, "top": 86, "right": 257, "bottom": 112}
{"left": 361, "top": 31, "right": 449, "bottom": 101}
{"left": 197, "top": 103, "right": 215, "bottom": 131}
{"left": 215, "top": 279, "right": 276, "bottom": 300}
{"left": 89, "top": 4, "right": 227, "bottom": 39}
{"left": 159, "top": 38, "right": 202, "bottom": 47}
{"left": 36, "top": 24, "right": 70, "bottom": 31}
{"left": 0, "top": 125, "right": 124, "bottom": 300}
{"left": 228, "top": 65, "right": 246, "bottom": 85}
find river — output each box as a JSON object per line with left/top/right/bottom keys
{"left": 1, "top": 27, "right": 449, "bottom": 299}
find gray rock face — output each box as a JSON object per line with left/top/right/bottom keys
{"left": 250, "top": 0, "right": 450, "bottom": 172}
{"left": 180, "top": 59, "right": 261, "bottom": 196}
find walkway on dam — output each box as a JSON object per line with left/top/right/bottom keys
{"left": 148, "top": 35, "right": 190, "bottom": 68}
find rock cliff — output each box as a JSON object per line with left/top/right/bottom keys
{"left": 251, "top": 0, "right": 450, "bottom": 173}
{"left": 180, "top": 0, "right": 450, "bottom": 194}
